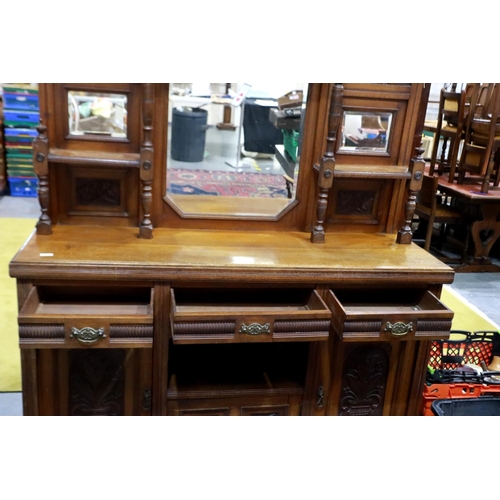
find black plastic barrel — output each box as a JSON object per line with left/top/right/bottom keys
{"left": 171, "top": 107, "right": 208, "bottom": 162}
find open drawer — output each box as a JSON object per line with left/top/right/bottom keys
{"left": 327, "top": 289, "right": 454, "bottom": 341}
{"left": 170, "top": 287, "right": 331, "bottom": 344}
{"left": 18, "top": 284, "right": 154, "bottom": 348}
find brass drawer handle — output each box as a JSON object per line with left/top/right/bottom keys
{"left": 239, "top": 322, "right": 271, "bottom": 335}
{"left": 385, "top": 321, "right": 413, "bottom": 336}
{"left": 70, "top": 327, "right": 106, "bottom": 344}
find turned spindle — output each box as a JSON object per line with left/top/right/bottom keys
{"left": 311, "top": 83, "right": 343, "bottom": 243}
{"left": 397, "top": 143, "right": 426, "bottom": 244}
{"left": 32, "top": 122, "right": 52, "bottom": 235}
{"left": 139, "top": 83, "right": 154, "bottom": 239}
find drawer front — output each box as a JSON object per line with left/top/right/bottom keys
{"left": 328, "top": 290, "right": 454, "bottom": 341}
{"left": 19, "top": 319, "right": 153, "bottom": 348}
{"left": 18, "top": 285, "right": 154, "bottom": 348}
{"left": 168, "top": 395, "right": 301, "bottom": 416}
{"left": 172, "top": 317, "right": 331, "bottom": 343}
{"left": 171, "top": 289, "right": 331, "bottom": 344}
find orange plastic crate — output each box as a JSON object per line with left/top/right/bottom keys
{"left": 422, "top": 331, "right": 500, "bottom": 415}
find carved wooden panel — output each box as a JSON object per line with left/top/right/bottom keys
{"left": 327, "top": 179, "right": 392, "bottom": 231}
{"left": 416, "top": 319, "right": 453, "bottom": 334}
{"left": 19, "top": 324, "right": 65, "bottom": 341}
{"left": 70, "top": 166, "right": 129, "bottom": 215}
{"left": 274, "top": 319, "right": 330, "bottom": 333}
{"left": 69, "top": 349, "right": 125, "bottom": 416}
{"left": 109, "top": 324, "right": 154, "bottom": 339}
{"left": 336, "top": 189, "right": 376, "bottom": 215}
{"left": 338, "top": 344, "right": 390, "bottom": 416}
{"left": 75, "top": 177, "right": 121, "bottom": 206}
{"left": 54, "top": 164, "right": 139, "bottom": 225}
{"left": 174, "top": 321, "right": 236, "bottom": 336}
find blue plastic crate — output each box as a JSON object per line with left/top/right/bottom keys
{"left": 8, "top": 176, "right": 38, "bottom": 197}
{"left": 3, "top": 92, "right": 39, "bottom": 110}
{"left": 3, "top": 110, "right": 40, "bottom": 127}
{"left": 4, "top": 128, "right": 38, "bottom": 138}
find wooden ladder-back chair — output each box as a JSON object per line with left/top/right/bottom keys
{"left": 428, "top": 88, "right": 466, "bottom": 181}
{"left": 415, "top": 174, "right": 463, "bottom": 254}
{"left": 458, "top": 83, "right": 500, "bottom": 193}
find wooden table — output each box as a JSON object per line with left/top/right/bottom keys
{"left": 437, "top": 176, "right": 500, "bottom": 272}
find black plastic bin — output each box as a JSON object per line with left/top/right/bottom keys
{"left": 431, "top": 397, "right": 500, "bottom": 416}
{"left": 171, "top": 107, "right": 208, "bottom": 162}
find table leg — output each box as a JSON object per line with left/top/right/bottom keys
{"left": 458, "top": 203, "right": 500, "bottom": 271}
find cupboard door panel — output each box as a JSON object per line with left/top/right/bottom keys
{"left": 34, "top": 348, "right": 152, "bottom": 416}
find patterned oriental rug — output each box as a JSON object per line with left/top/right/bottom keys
{"left": 167, "top": 169, "right": 289, "bottom": 198}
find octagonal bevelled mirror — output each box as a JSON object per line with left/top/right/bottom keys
{"left": 164, "top": 82, "right": 308, "bottom": 220}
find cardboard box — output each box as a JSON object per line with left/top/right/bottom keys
{"left": 269, "top": 108, "right": 301, "bottom": 130}
{"left": 277, "top": 90, "right": 303, "bottom": 111}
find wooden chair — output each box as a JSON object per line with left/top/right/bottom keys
{"left": 428, "top": 88, "right": 466, "bottom": 181}
{"left": 457, "top": 83, "right": 500, "bottom": 192}
{"left": 415, "top": 174, "right": 463, "bottom": 253}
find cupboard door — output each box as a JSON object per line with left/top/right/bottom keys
{"left": 327, "top": 334, "right": 429, "bottom": 416}
{"left": 35, "top": 348, "right": 152, "bottom": 416}
{"left": 336, "top": 343, "right": 391, "bottom": 416}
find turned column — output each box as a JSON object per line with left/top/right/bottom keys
{"left": 32, "top": 123, "right": 52, "bottom": 235}
{"left": 397, "top": 143, "right": 426, "bottom": 244}
{"left": 311, "top": 83, "right": 343, "bottom": 243}
{"left": 139, "top": 83, "right": 154, "bottom": 239}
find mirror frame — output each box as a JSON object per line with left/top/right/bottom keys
{"left": 338, "top": 109, "right": 394, "bottom": 156}
{"left": 155, "top": 83, "right": 325, "bottom": 231}
{"left": 67, "top": 90, "right": 129, "bottom": 139}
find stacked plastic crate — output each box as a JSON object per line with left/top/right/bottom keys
{"left": 0, "top": 94, "right": 6, "bottom": 194}
{"left": 422, "top": 330, "right": 500, "bottom": 415}
{"left": 2, "top": 84, "right": 39, "bottom": 196}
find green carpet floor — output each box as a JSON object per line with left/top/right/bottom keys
{"left": 0, "top": 217, "right": 498, "bottom": 392}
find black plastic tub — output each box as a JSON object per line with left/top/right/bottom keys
{"left": 171, "top": 107, "right": 208, "bottom": 162}
{"left": 431, "top": 397, "right": 500, "bottom": 416}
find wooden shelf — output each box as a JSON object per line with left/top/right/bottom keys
{"left": 48, "top": 148, "right": 140, "bottom": 168}
{"left": 314, "top": 162, "right": 411, "bottom": 179}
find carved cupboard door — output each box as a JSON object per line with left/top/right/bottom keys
{"left": 36, "top": 348, "right": 152, "bottom": 416}
{"left": 327, "top": 335, "right": 429, "bottom": 416}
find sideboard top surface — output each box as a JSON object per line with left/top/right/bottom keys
{"left": 9, "top": 226, "right": 454, "bottom": 284}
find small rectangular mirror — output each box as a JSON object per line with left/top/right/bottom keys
{"left": 68, "top": 91, "right": 127, "bottom": 137}
{"left": 339, "top": 111, "right": 392, "bottom": 154}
